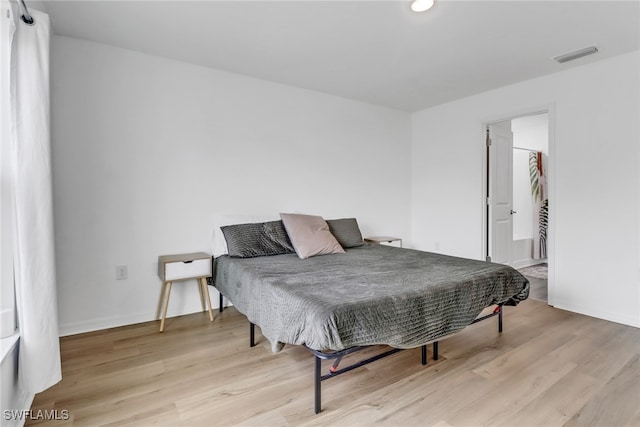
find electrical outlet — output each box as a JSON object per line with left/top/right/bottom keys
{"left": 116, "top": 265, "right": 128, "bottom": 280}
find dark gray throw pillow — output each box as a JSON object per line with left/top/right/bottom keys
{"left": 221, "top": 220, "right": 295, "bottom": 258}
{"left": 327, "top": 218, "right": 364, "bottom": 248}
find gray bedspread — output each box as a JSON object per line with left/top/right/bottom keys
{"left": 213, "top": 244, "right": 529, "bottom": 353}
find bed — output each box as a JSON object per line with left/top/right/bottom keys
{"left": 211, "top": 228, "right": 529, "bottom": 413}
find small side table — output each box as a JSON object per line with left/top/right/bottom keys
{"left": 364, "top": 236, "right": 403, "bottom": 248}
{"left": 158, "top": 252, "right": 213, "bottom": 332}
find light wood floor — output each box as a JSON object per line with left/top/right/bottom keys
{"left": 28, "top": 299, "right": 639, "bottom": 426}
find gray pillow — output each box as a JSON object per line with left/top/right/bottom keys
{"left": 327, "top": 218, "right": 364, "bottom": 248}
{"left": 221, "top": 220, "right": 295, "bottom": 258}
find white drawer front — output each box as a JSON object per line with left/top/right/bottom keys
{"left": 165, "top": 258, "right": 211, "bottom": 281}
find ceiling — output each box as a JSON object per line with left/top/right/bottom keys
{"left": 41, "top": 1, "right": 639, "bottom": 112}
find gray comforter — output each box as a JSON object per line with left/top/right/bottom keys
{"left": 213, "top": 244, "right": 529, "bottom": 352}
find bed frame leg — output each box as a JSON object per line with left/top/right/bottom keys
{"left": 219, "top": 293, "right": 224, "bottom": 313}
{"left": 433, "top": 341, "right": 439, "bottom": 361}
{"left": 250, "top": 322, "right": 256, "bottom": 347}
{"left": 314, "top": 356, "right": 322, "bottom": 414}
{"left": 421, "top": 345, "right": 427, "bottom": 365}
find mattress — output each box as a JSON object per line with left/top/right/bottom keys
{"left": 212, "top": 244, "right": 529, "bottom": 352}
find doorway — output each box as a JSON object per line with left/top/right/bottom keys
{"left": 485, "top": 111, "right": 550, "bottom": 302}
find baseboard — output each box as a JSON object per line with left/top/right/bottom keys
{"left": 59, "top": 300, "right": 233, "bottom": 337}
{"left": 58, "top": 310, "right": 164, "bottom": 336}
{"left": 553, "top": 301, "right": 640, "bottom": 328}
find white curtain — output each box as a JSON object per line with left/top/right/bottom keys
{"left": 9, "top": 6, "right": 61, "bottom": 393}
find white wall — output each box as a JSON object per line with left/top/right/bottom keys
{"left": 51, "top": 36, "right": 412, "bottom": 335}
{"left": 411, "top": 51, "right": 640, "bottom": 327}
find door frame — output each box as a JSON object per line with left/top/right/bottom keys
{"left": 481, "top": 104, "right": 556, "bottom": 306}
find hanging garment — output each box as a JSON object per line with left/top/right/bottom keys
{"left": 539, "top": 199, "right": 548, "bottom": 259}
{"left": 529, "top": 152, "right": 548, "bottom": 259}
{"left": 528, "top": 151, "right": 541, "bottom": 203}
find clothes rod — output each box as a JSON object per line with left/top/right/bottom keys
{"left": 513, "top": 147, "right": 538, "bottom": 152}
{"left": 19, "top": 0, "right": 34, "bottom": 25}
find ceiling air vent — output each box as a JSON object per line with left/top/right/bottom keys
{"left": 553, "top": 46, "right": 599, "bottom": 63}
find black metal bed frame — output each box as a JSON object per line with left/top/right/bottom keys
{"left": 219, "top": 293, "right": 504, "bottom": 414}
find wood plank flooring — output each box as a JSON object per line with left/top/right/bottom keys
{"left": 27, "top": 299, "right": 639, "bottom": 426}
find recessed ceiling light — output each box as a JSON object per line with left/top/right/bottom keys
{"left": 553, "top": 46, "right": 599, "bottom": 64}
{"left": 411, "top": 0, "right": 435, "bottom": 13}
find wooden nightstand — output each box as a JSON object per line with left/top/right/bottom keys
{"left": 158, "top": 252, "right": 213, "bottom": 332}
{"left": 364, "top": 236, "right": 403, "bottom": 248}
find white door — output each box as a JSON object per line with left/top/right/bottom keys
{"left": 487, "top": 121, "right": 513, "bottom": 264}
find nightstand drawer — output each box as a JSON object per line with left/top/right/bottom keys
{"left": 163, "top": 257, "right": 211, "bottom": 281}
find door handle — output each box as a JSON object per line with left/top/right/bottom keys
{"left": 510, "top": 210, "right": 517, "bottom": 215}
